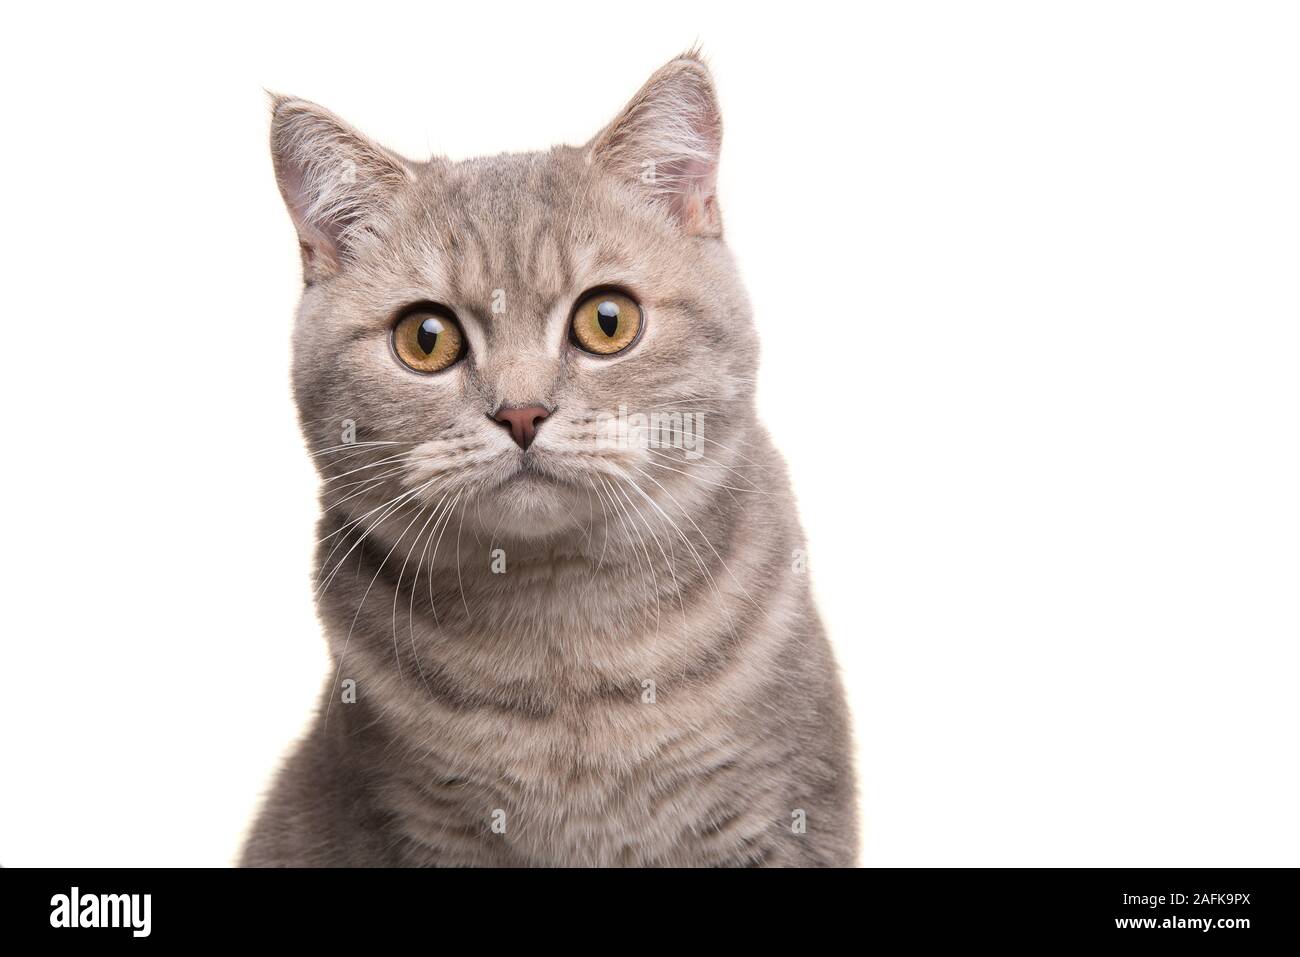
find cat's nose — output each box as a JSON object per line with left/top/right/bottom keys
{"left": 491, "top": 404, "right": 550, "bottom": 449}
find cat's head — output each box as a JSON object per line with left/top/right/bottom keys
{"left": 272, "top": 54, "right": 758, "bottom": 542}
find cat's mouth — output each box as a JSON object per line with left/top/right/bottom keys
{"left": 496, "top": 453, "right": 564, "bottom": 488}
{"left": 504, "top": 465, "right": 556, "bottom": 486}
{"left": 473, "top": 451, "right": 594, "bottom": 539}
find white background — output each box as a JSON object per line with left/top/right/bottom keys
{"left": 1, "top": 1, "right": 1296, "bottom": 867}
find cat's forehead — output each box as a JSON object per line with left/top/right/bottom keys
{"left": 432, "top": 150, "right": 578, "bottom": 220}
{"left": 395, "top": 148, "right": 655, "bottom": 313}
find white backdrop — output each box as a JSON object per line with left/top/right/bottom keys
{"left": 1, "top": 1, "right": 1296, "bottom": 867}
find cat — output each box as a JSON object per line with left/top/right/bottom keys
{"left": 241, "top": 52, "right": 858, "bottom": 867}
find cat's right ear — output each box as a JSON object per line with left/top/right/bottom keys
{"left": 268, "top": 95, "right": 415, "bottom": 282}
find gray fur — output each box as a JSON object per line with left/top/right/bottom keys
{"left": 243, "top": 54, "right": 857, "bottom": 867}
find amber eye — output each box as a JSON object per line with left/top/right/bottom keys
{"left": 392, "top": 306, "right": 465, "bottom": 373}
{"left": 570, "top": 289, "right": 643, "bottom": 356}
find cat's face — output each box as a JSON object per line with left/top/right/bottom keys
{"left": 275, "top": 56, "right": 757, "bottom": 541}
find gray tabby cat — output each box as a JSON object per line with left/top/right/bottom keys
{"left": 242, "top": 53, "right": 857, "bottom": 867}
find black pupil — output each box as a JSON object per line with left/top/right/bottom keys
{"left": 417, "top": 317, "right": 443, "bottom": 354}
{"left": 596, "top": 301, "right": 620, "bottom": 338}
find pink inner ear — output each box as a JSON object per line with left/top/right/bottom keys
{"left": 588, "top": 59, "right": 725, "bottom": 237}
{"left": 278, "top": 156, "right": 343, "bottom": 269}
{"left": 271, "top": 98, "right": 415, "bottom": 279}
{"left": 655, "top": 153, "right": 722, "bottom": 236}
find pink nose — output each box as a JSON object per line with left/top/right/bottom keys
{"left": 492, "top": 404, "right": 550, "bottom": 449}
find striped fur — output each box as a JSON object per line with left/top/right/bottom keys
{"left": 243, "top": 54, "right": 857, "bottom": 867}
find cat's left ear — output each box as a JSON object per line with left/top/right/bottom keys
{"left": 586, "top": 53, "right": 723, "bottom": 237}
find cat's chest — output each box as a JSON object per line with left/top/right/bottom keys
{"left": 379, "top": 691, "right": 766, "bottom": 867}
{"left": 351, "top": 551, "right": 781, "bottom": 864}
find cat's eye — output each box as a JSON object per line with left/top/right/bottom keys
{"left": 570, "top": 289, "right": 643, "bottom": 356}
{"left": 392, "top": 306, "right": 466, "bottom": 373}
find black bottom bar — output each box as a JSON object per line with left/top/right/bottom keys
{"left": 2, "top": 867, "right": 1294, "bottom": 945}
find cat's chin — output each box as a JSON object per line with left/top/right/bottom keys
{"left": 473, "top": 470, "right": 587, "bottom": 540}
